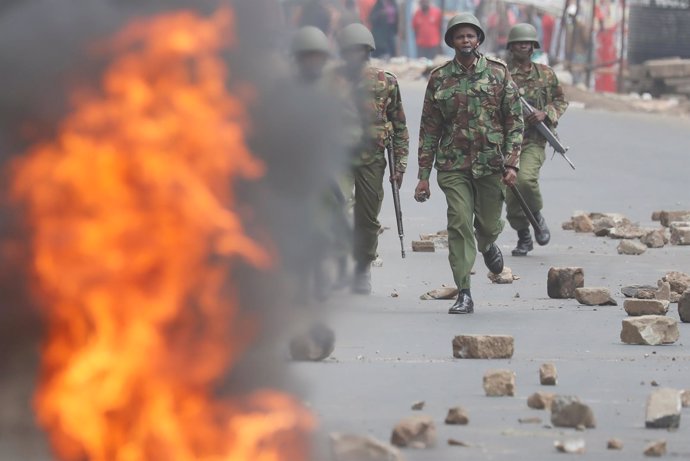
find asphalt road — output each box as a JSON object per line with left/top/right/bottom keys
{"left": 297, "top": 81, "right": 690, "bottom": 460}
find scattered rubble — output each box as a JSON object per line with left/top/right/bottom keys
{"left": 548, "top": 267, "right": 584, "bottom": 299}
{"left": 621, "top": 285, "right": 657, "bottom": 299}
{"left": 624, "top": 299, "right": 669, "bottom": 316}
{"left": 411, "top": 240, "right": 435, "bottom": 252}
{"left": 670, "top": 222, "right": 690, "bottom": 245}
{"left": 554, "top": 438, "right": 586, "bottom": 454}
{"left": 662, "top": 271, "right": 690, "bottom": 296}
{"left": 390, "top": 415, "right": 437, "bottom": 449}
{"left": 420, "top": 286, "right": 458, "bottom": 300}
{"left": 488, "top": 267, "right": 519, "bottom": 284}
{"left": 540, "top": 363, "right": 558, "bottom": 386}
{"left": 289, "top": 322, "right": 335, "bottom": 361}
{"left": 411, "top": 401, "right": 425, "bottom": 411}
{"left": 444, "top": 406, "right": 469, "bottom": 425}
{"left": 574, "top": 287, "right": 617, "bottom": 306}
{"left": 330, "top": 433, "right": 405, "bottom": 461}
{"left": 528, "top": 392, "right": 556, "bottom": 410}
{"left": 617, "top": 239, "right": 647, "bottom": 255}
{"left": 483, "top": 369, "right": 516, "bottom": 397}
{"left": 641, "top": 229, "right": 667, "bottom": 248}
{"left": 659, "top": 210, "right": 690, "bottom": 227}
{"left": 646, "top": 388, "right": 682, "bottom": 429}
{"left": 571, "top": 214, "right": 594, "bottom": 233}
{"left": 643, "top": 440, "right": 667, "bottom": 457}
{"left": 551, "top": 396, "right": 596, "bottom": 429}
{"left": 620, "top": 316, "right": 679, "bottom": 345}
{"left": 419, "top": 230, "right": 448, "bottom": 249}
{"left": 452, "top": 335, "right": 514, "bottom": 359}
{"left": 679, "top": 291, "right": 690, "bottom": 323}
{"left": 607, "top": 438, "right": 624, "bottom": 450}
{"left": 610, "top": 224, "right": 649, "bottom": 240}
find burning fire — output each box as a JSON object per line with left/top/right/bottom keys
{"left": 11, "top": 9, "right": 312, "bottom": 461}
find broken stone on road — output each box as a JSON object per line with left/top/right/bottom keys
{"left": 390, "top": 415, "right": 437, "bottom": 449}
{"left": 444, "top": 406, "right": 469, "bottom": 425}
{"left": 607, "top": 438, "right": 624, "bottom": 450}
{"left": 680, "top": 290, "right": 690, "bottom": 322}
{"left": 645, "top": 388, "right": 682, "bottom": 429}
{"left": 623, "top": 299, "right": 670, "bottom": 316}
{"left": 620, "top": 316, "right": 679, "bottom": 345}
{"left": 574, "top": 287, "right": 617, "bottom": 306}
{"left": 643, "top": 440, "right": 667, "bottom": 457}
{"left": 420, "top": 285, "right": 458, "bottom": 300}
{"left": 539, "top": 363, "right": 558, "bottom": 385}
{"left": 550, "top": 396, "right": 596, "bottom": 429}
{"left": 554, "top": 438, "right": 586, "bottom": 454}
{"left": 548, "top": 267, "right": 585, "bottom": 299}
{"left": 617, "top": 239, "right": 647, "bottom": 255}
{"left": 528, "top": 391, "right": 556, "bottom": 410}
{"left": 641, "top": 229, "right": 667, "bottom": 248}
{"left": 411, "top": 240, "right": 435, "bottom": 252}
{"left": 452, "top": 335, "right": 514, "bottom": 359}
{"left": 483, "top": 369, "right": 516, "bottom": 397}
{"left": 670, "top": 222, "right": 690, "bottom": 245}
{"left": 488, "top": 267, "right": 518, "bottom": 284}
{"left": 659, "top": 210, "right": 690, "bottom": 227}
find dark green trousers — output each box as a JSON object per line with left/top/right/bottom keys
{"left": 506, "top": 143, "right": 546, "bottom": 230}
{"left": 437, "top": 170, "right": 505, "bottom": 290}
{"left": 352, "top": 157, "right": 386, "bottom": 264}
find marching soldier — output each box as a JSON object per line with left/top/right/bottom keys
{"left": 414, "top": 13, "right": 524, "bottom": 314}
{"left": 332, "top": 23, "right": 410, "bottom": 295}
{"left": 505, "top": 23, "right": 568, "bottom": 256}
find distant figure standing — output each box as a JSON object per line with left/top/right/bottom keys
{"left": 412, "top": 0, "right": 443, "bottom": 59}
{"left": 539, "top": 11, "right": 556, "bottom": 55}
{"left": 369, "top": 0, "right": 399, "bottom": 58}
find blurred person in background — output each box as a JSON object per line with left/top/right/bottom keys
{"left": 412, "top": 0, "right": 443, "bottom": 59}
{"left": 368, "top": 0, "right": 399, "bottom": 58}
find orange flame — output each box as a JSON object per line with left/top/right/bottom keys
{"left": 11, "top": 9, "right": 313, "bottom": 461}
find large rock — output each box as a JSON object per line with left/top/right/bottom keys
{"left": 617, "top": 239, "right": 647, "bottom": 255}
{"left": 444, "top": 406, "right": 469, "bottom": 425}
{"left": 331, "top": 433, "right": 406, "bottom": 461}
{"left": 488, "top": 267, "right": 517, "bottom": 284}
{"left": 620, "top": 316, "right": 679, "bottom": 345}
{"left": 624, "top": 299, "right": 669, "bottom": 316}
{"left": 659, "top": 210, "right": 690, "bottom": 227}
{"left": 452, "top": 335, "right": 514, "bottom": 359}
{"left": 670, "top": 223, "right": 690, "bottom": 245}
{"left": 551, "top": 395, "right": 596, "bottom": 428}
{"left": 547, "top": 267, "right": 585, "bottom": 299}
{"left": 610, "top": 224, "right": 648, "bottom": 239}
{"left": 645, "top": 388, "right": 682, "bottom": 429}
{"left": 574, "top": 287, "right": 617, "bottom": 306}
{"left": 540, "top": 363, "right": 558, "bottom": 385}
{"left": 390, "top": 415, "right": 437, "bottom": 449}
{"left": 621, "top": 285, "right": 657, "bottom": 298}
{"left": 679, "top": 290, "right": 690, "bottom": 322}
{"left": 572, "top": 214, "right": 594, "bottom": 233}
{"left": 655, "top": 281, "right": 671, "bottom": 301}
{"left": 411, "top": 240, "right": 435, "bottom": 252}
{"left": 643, "top": 440, "right": 667, "bottom": 457}
{"left": 483, "top": 369, "right": 516, "bottom": 397}
{"left": 662, "top": 271, "right": 690, "bottom": 295}
{"left": 527, "top": 391, "right": 556, "bottom": 410}
{"left": 289, "top": 323, "right": 335, "bottom": 361}
{"left": 641, "top": 229, "right": 667, "bottom": 248}
{"left": 592, "top": 216, "right": 616, "bottom": 236}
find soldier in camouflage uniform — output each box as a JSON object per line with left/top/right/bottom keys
{"left": 333, "top": 23, "right": 410, "bottom": 295}
{"left": 414, "top": 13, "right": 524, "bottom": 314}
{"left": 506, "top": 23, "right": 568, "bottom": 256}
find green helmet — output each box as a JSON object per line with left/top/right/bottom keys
{"left": 291, "top": 26, "right": 330, "bottom": 55}
{"left": 337, "top": 23, "right": 376, "bottom": 51}
{"left": 507, "top": 23, "right": 541, "bottom": 49}
{"left": 444, "top": 13, "right": 485, "bottom": 47}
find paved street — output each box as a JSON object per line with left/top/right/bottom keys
{"left": 298, "top": 81, "right": 690, "bottom": 460}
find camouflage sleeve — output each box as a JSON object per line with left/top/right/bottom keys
{"left": 386, "top": 74, "right": 409, "bottom": 174}
{"left": 501, "top": 71, "right": 524, "bottom": 169}
{"left": 417, "top": 74, "right": 442, "bottom": 181}
{"left": 545, "top": 70, "right": 568, "bottom": 126}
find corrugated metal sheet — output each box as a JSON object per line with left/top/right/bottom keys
{"left": 628, "top": 4, "right": 690, "bottom": 64}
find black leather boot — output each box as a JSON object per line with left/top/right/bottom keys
{"left": 534, "top": 212, "right": 551, "bottom": 246}
{"left": 512, "top": 228, "right": 534, "bottom": 256}
{"left": 449, "top": 289, "right": 474, "bottom": 314}
{"left": 351, "top": 261, "right": 371, "bottom": 295}
{"left": 482, "top": 243, "right": 504, "bottom": 274}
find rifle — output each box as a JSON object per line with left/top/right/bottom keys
{"left": 520, "top": 96, "right": 575, "bottom": 170}
{"left": 501, "top": 164, "right": 544, "bottom": 237}
{"left": 386, "top": 138, "right": 405, "bottom": 259}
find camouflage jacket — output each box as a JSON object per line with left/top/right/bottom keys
{"left": 417, "top": 55, "right": 524, "bottom": 181}
{"left": 508, "top": 61, "right": 568, "bottom": 146}
{"left": 331, "top": 65, "right": 410, "bottom": 173}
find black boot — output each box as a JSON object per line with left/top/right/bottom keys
{"left": 512, "top": 228, "right": 534, "bottom": 256}
{"left": 482, "top": 243, "right": 504, "bottom": 274}
{"left": 449, "top": 289, "right": 474, "bottom": 314}
{"left": 352, "top": 261, "right": 371, "bottom": 295}
{"left": 534, "top": 212, "right": 551, "bottom": 246}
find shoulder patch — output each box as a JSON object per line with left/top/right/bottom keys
{"left": 486, "top": 55, "right": 508, "bottom": 68}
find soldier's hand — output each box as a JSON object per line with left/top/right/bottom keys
{"left": 390, "top": 172, "right": 404, "bottom": 188}
{"left": 414, "top": 180, "right": 430, "bottom": 202}
{"left": 502, "top": 167, "right": 518, "bottom": 187}
{"left": 527, "top": 110, "right": 547, "bottom": 125}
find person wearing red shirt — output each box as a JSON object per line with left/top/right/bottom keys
{"left": 539, "top": 11, "right": 555, "bottom": 54}
{"left": 412, "top": 0, "right": 442, "bottom": 59}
